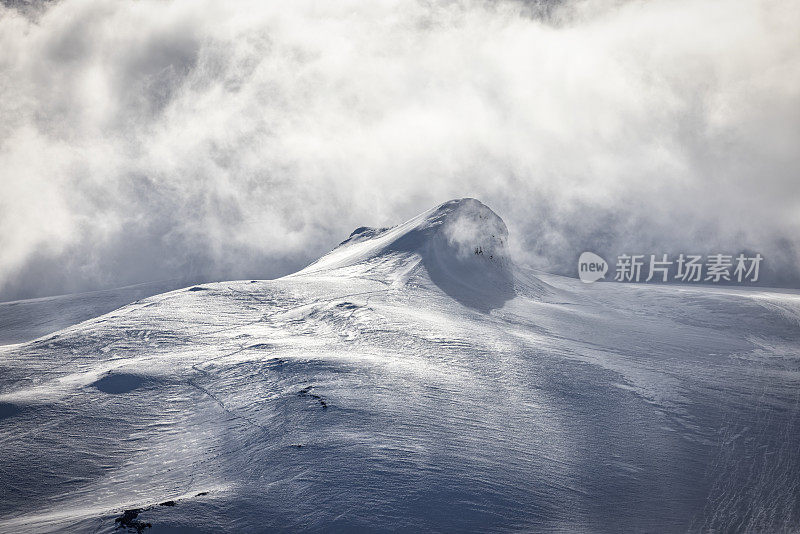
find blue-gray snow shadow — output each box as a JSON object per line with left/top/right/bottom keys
{"left": 0, "top": 402, "right": 21, "bottom": 420}
{"left": 91, "top": 373, "right": 146, "bottom": 394}
{"left": 386, "top": 226, "right": 516, "bottom": 313}
{"left": 422, "top": 244, "right": 515, "bottom": 313}
{"left": 0, "top": 377, "right": 190, "bottom": 520}
{"left": 203, "top": 344, "right": 716, "bottom": 532}
{"left": 204, "top": 357, "right": 562, "bottom": 532}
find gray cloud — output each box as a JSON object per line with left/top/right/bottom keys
{"left": 1, "top": 0, "right": 799, "bottom": 300}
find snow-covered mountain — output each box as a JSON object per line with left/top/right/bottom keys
{"left": 1, "top": 198, "right": 799, "bottom": 533}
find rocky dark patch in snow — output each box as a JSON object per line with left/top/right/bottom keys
{"left": 339, "top": 226, "right": 391, "bottom": 246}
{"left": 297, "top": 385, "right": 328, "bottom": 409}
{"left": 188, "top": 286, "right": 209, "bottom": 292}
{"left": 112, "top": 493, "right": 210, "bottom": 531}
{"left": 114, "top": 508, "right": 151, "bottom": 533}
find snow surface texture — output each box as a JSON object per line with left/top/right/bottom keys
{"left": 1, "top": 198, "right": 799, "bottom": 533}
{"left": 0, "top": 280, "right": 186, "bottom": 346}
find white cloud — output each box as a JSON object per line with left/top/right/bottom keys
{"left": 1, "top": 0, "right": 798, "bottom": 299}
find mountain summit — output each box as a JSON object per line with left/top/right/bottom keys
{"left": 297, "top": 198, "right": 520, "bottom": 311}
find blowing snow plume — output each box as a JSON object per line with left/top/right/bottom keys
{"left": 1, "top": 0, "right": 800, "bottom": 301}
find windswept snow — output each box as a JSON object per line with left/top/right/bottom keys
{"left": 0, "top": 280, "right": 186, "bottom": 346}
{"left": 0, "top": 199, "right": 799, "bottom": 532}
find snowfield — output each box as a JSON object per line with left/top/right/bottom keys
{"left": 1, "top": 199, "right": 799, "bottom": 533}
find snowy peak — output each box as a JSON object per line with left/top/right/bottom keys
{"left": 414, "top": 197, "right": 510, "bottom": 263}
{"left": 297, "top": 198, "right": 517, "bottom": 311}
{"left": 299, "top": 198, "right": 510, "bottom": 274}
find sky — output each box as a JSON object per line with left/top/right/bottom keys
{"left": 1, "top": 0, "right": 799, "bottom": 301}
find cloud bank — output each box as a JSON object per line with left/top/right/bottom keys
{"left": 1, "top": 0, "right": 799, "bottom": 300}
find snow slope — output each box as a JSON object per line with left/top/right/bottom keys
{"left": 0, "top": 280, "right": 186, "bottom": 346}
{"left": 1, "top": 198, "right": 799, "bottom": 533}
